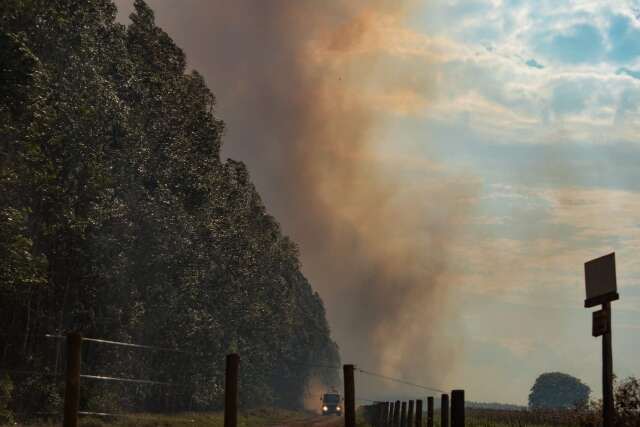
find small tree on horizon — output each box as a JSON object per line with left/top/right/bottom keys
{"left": 529, "top": 372, "right": 591, "bottom": 409}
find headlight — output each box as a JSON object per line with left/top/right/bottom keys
{"left": 323, "top": 406, "right": 328, "bottom": 411}
{"left": 336, "top": 406, "right": 341, "bottom": 411}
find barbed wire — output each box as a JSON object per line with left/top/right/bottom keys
{"left": 81, "top": 337, "right": 187, "bottom": 354}
{"left": 3, "top": 334, "right": 187, "bottom": 354}
{"left": 4, "top": 332, "right": 447, "bottom": 415}
{"left": 357, "top": 368, "right": 445, "bottom": 393}
{"left": 80, "top": 373, "right": 187, "bottom": 387}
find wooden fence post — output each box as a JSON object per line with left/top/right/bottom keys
{"left": 344, "top": 364, "right": 355, "bottom": 427}
{"left": 224, "top": 354, "right": 240, "bottom": 427}
{"left": 441, "top": 394, "right": 449, "bottom": 427}
{"left": 381, "top": 402, "right": 387, "bottom": 427}
{"left": 427, "top": 397, "right": 434, "bottom": 427}
{"left": 388, "top": 401, "right": 395, "bottom": 427}
{"left": 401, "top": 401, "right": 407, "bottom": 427}
{"left": 394, "top": 400, "right": 401, "bottom": 427}
{"left": 415, "top": 399, "right": 423, "bottom": 427}
{"left": 451, "top": 390, "right": 465, "bottom": 427}
{"left": 408, "top": 400, "right": 415, "bottom": 427}
{"left": 63, "top": 332, "right": 82, "bottom": 427}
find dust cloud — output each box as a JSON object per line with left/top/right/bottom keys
{"left": 114, "top": 0, "right": 475, "bottom": 398}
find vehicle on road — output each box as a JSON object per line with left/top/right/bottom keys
{"left": 321, "top": 392, "right": 342, "bottom": 416}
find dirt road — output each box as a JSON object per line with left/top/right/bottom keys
{"left": 272, "top": 415, "right": 343, "bottom": 426}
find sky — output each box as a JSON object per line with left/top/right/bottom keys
{"left": 400, "top": 0, "right": 640, "bottom": 403}
{"left": 114, "top": 0, "right": 640, "bottom": 405}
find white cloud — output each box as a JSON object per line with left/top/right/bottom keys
{"left": 367, "top": 1, "right": 640, "bottom": 144}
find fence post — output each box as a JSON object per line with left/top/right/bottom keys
{"left": 394, "top": 400, "right": 401, "bottom": 427}
{"left": 224, "top": 354, "right": 240, "bottom": 427}
{"left": 389, "top": 401, "right": 395, "bottom": 427}
{"left": 401, "top": 401, "right": 407, "bottom": 427}
{"left": 415, "top": 399, "right": 423, "bottom": 427}
{"left": 408, "top": 400, "right": 415, "bottom": 427}
{"left": 344, "top": 364, "right": 355, "bottom": 427}
{"left": 451, "top": 390, "right": 465, "bottom": 427}
{"left": 427, "top": 397, "right": 434, "bottom": 427}
{"left": 441, "top": 394, "right": 449, "bottom": 427}
{"left": 63, "top": 332, "right": 81, "bottom": 427}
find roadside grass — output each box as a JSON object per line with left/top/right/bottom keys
{"left": 1, "top": 408, "right": 310, "bottom": 427}
{"left": 4, "top": 407, "right": 599, "bottom": 427}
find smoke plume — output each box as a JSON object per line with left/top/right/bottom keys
{"left": 115, "top": 0, "right": 475, "bottom": 397}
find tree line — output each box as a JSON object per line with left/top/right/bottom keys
{"left": 0, "top": 0, "right": 340, "bottom": 417}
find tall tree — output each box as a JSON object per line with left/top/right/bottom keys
{"left": 529, "top": 372, "right": 591, "bottom": 409}
{"left": 1, "top": 0, "right": 339, "bottom": 415}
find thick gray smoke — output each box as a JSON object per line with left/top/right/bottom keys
{"left": 115, "top": 0, "right": 474, "bottom": 398}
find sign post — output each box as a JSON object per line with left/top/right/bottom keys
{"left": 584, "top": 253, "right": 619, "bottom": 427}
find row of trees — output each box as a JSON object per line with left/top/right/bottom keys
{"left": 0, "top": 0, "right": 339, "bottom": 417}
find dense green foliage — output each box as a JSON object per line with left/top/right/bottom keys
{"left": 529, "top": 373, "right": 590, "bottom": 409}
{"left": 0, "top": 0, "right": 340, "bottom": 416}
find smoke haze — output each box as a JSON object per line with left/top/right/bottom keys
{"left": 114, "top": 0, "right": 476, "bottom": 397}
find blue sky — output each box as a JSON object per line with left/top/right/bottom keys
{"left": 382, "top": 0, "right": 640, "bottom": 403}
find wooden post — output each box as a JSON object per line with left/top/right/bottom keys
{"left": 344, "top": 364, "right": 355, "bottom": 427}
{"left": 427, "top": 397, "right": 434, "bottom": 427}
{"left": 394, "top": 400, "right": 401, "bottom": 427}
{"left": 408, "top": 400, "right": 415, "bottom": 427}
{"left": 451, "top": 390, "right": 464, "bottom": 427}
{"left": 441, "top": 394, "right": 449, "bottom": 427}
{"left": 63, "top": 332, "right": 82, "bottom": 427}
{"left": 389, "top": 401, "right": 395, "bottom": 427}
{"left": 382, "top": 403, "right": 388, "bottom": 427}
{"left": 602, "top": 302, "right": 614, "bottom": 427}
{"left": 401, "top": 402, "right": 407, "bottom": 427}
{"left": 415, "top": 399, "right": 423, "bottom": 427}
{"left": 382, "top": 402, "right": 388, "bottom": 427}
{"left": 224, "top": 354, "right": 240, "bottom": 427}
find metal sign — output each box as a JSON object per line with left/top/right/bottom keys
{"left": 592, "top": 309, "right": 609, "bottom": 337}
{"left": 584, "top": 253, "right": 619, "bottom": 308}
